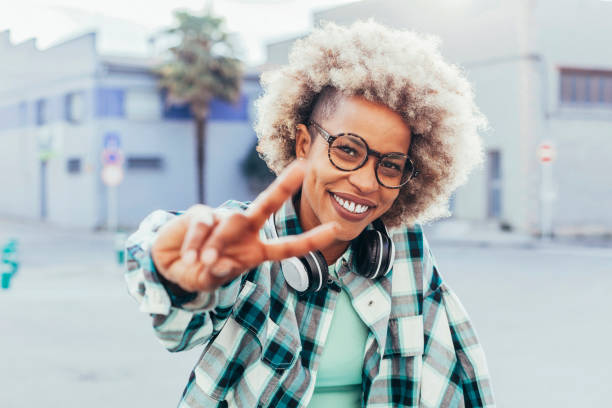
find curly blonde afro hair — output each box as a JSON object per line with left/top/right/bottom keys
{"left": 255, "top": 20, "right": 487, "bottom": 227}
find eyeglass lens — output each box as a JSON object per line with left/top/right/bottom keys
{"left": 329, "top": 135, "right": 413, "bottom": 188}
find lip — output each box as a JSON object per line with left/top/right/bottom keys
{"left": 329, "top": 192, "right": 373, "bottom": 222}
{"left": 330, "top": 192, "right": 377, "bottom": 207}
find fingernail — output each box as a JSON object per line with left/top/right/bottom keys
{"left": 197, "top": 212, "right": 214, "bottom": 226}
{"left": 182, "top": 250, "right": 196, "bottom": 265}
{"left": 201, "top": 248, "right": 218, "bottom": 266}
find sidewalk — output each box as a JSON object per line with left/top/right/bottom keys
{"left": 423, "top": 218, "right": 612, "bottom": 250}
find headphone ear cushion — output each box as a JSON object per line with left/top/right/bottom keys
{"left": 299, "top": 250, "right": 329, "bottom": 293}
{"left": 377, "top": 233, "right": 394, "bottom": 277}
{"left": 353, "top": 230, "right": 381, "bottom": 279}
{"left": 353, "top": 230, "right": 395, "bottom": 279}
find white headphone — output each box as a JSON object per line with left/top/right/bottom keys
{"left": 266, "top": 213, "right": 395, "bottom": 294}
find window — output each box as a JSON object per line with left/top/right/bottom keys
{"left": 560, "top": 68, "right": 612, "bottom": 106}
{"left": 66, "top": 158, "right": 81, "bottom": 174}
{"left": 95, "top": 88, "right": 125, "bottom": 118}
{"left": 36, "top": 98, "right": 48, "bottom": 126}
{"left": 125, "top": 89, "right": 161, "bottom": 120}
{"left": 65, "top": 92, "right": 86, "bottom": 123}
{"left": 487, "top": 150, "right": 502, "bottom": 219}
{"left": 127, "top": 157, "right": 164, "bottom": 170}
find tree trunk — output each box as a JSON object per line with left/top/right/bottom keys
{"left": 196, "top": 117, "right": 206, "bottom": 203}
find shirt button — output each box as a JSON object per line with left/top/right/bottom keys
{"left": 368, "top": 300, "right": 374, "bottom": 306}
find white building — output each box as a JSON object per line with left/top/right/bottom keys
{"left": 266, "top": 0, "right": 612, "bottom": 236}
{"left": 0, "top": 31, "right": 262, "bottom": 229}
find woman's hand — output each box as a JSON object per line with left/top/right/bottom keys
{"left": 151, "top": 161, "right": 338, "bottom": 293}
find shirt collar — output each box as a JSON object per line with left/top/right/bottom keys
{"left": 272, "top": 195, "right": 392, "bottom": 356}
{"left": 272, "top": 194, "right": 303, "bottom": 238}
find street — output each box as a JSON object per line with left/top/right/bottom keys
{"left": 1, "top": 218, "right": 611, "bottom": 407}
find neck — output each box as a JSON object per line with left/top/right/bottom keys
{"left": 296, "top": 193, "right": 349, "bottom": 265}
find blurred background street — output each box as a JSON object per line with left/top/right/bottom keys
{"left": 1, "top": 218, "right": 610, "bottom": 407}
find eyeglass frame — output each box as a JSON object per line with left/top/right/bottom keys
{"left": 307, "top": 120, "right": 420, "bottom": 189}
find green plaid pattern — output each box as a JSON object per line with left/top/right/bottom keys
{"left": 125, "top": 199, "right": 495, "bottom": 407}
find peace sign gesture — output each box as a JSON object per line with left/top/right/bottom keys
{"left": 151, "top": 161, "right": 339, "bottom": 293}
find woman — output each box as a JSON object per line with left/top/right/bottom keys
{"left": 126, "top": 21, "right": 495, "bottom": 407}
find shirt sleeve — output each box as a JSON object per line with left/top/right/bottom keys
{"left": 124, "top": 209, "right": 243, "bottom": 353}
{"left": 419, "top": 232, "right": 496, "bottom": 407}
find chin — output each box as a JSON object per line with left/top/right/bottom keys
{"left": 325, "top": 212, "right": 377, "bottom": 243}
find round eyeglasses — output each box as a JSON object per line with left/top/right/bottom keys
{"left": 308, "top": 121, "right": 419, "bottom": 189}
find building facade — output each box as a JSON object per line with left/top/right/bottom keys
{"left": 0, "top": 31, "right": 262, "bottom": 229}
{"left": 266, "top": 0, "right": 612, "bottom": 236}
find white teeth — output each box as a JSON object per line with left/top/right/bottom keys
{"left": 333, "top": 194, "right": 369, "bottom": 214}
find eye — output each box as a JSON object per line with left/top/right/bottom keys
{"left": 338, "top": 145, "right": 358, "bottom": 156}
{"left": 381, "top": 160, "right": 401, "bottom": 171}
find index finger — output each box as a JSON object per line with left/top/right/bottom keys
{"left": 262, "top": 222, "right": 339, "bottom": 262}
{"left": 245, "top": 160, "right": 306, "bottom": 228}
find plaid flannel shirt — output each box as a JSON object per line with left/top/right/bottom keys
{"left": 125, "top": 198, "right": 495, "bottom": 407}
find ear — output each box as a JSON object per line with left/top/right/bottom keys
{"left": 295, "top": 124, "right": 312, "bottom": 159}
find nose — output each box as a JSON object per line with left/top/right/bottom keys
{"left": 347, "top": 157, "right": 379, "bottom": 193}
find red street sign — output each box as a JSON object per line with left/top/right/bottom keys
{"left": 102, "top": 149, "right": 124, "bottom": 166}
{"left": 537, "top": 142, "right": 555, "bottom": 163}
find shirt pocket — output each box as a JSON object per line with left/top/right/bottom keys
{"left": 193, "top": 280, "right": 300, "bottom": 403}
{"left": 231, "top": 280, "right": 301, "bottom": 405}
{"left": 376, "top": 315, "right": 424, "bottom": 406}
{"left": 261, "top": 318, "right": 301, "bottom": 369}
{"left": 383, "top": 314, "right": 424, "bottom": 358}
{"left": 232, "top": 280, "right": 300, "bottom": 369}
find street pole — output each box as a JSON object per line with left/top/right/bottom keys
{"left": 540, "top": 161, "right": 554, "bottom": 241}
{"left": 108, "top": 185, "right": 118, "bottom": 232}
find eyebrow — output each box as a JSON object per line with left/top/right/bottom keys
{"left": 311, "top": 121, "right": 410, "bottom": 156}
{"left": 340, "top": 131, "right": 409, "bottom": 156}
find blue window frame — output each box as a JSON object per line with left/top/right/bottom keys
{"left": 560, "top": 68, "right": 612, "bottom": 106}
{"left": 161, "top": 90, "right": 249, "bottom": 121}
{"left": 95, "top": 88, "right": 125, "bottom": 118}
{"left": 36, "top": 99, "right": 48, "bottom": 126}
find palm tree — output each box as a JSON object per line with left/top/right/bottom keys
{"left": 156, "top": 9, "right": 243, "bottom": 203}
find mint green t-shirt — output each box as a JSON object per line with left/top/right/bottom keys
{"left": 308, "top": 259, "right": 370, "bottom": 408}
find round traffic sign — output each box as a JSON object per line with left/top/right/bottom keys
{"left": 537, "top": 142, "right": 556, "bottom": 163}
{"left": 101, "top": 165, "right": 124, "bottom": 187}
{"left": 102, "top": 149, "right": 124, "bottom": 166}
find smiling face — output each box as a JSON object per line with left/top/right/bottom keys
{"left": 295, "top": 94, "right": 412, "bottom": 251}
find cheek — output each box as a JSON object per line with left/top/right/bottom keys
{"left": 306, "top": 152, "right": 336, "bottom": 190}
{"left": 378, "top": 190, "right": 400, "bottom": 215}
{"left": 302, "top": 161, "right": 328, "bottom": 207}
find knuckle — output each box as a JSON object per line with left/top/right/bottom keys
{"left": 277, "top": 182, "right": 293, "bottom": 197}
{"left": 228, "top": 212, "right": 247, "bottom": 223}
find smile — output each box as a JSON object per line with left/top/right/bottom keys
{"left": 332, "top": 193, "right": 370, "bottom": 214}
